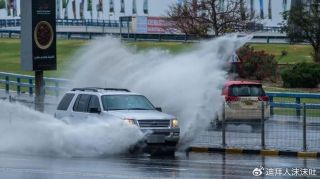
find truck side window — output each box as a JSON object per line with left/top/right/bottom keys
{"left": 73, "top": 94, "right": 91, "bottom": 112}
{"left": 88, "top": 95, "right": 101, "bottom": 112}
{"left": 57, "top": 93, "right": 75, "bottom": 111}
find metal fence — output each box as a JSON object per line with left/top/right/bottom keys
{"left": 0, "top": 19, "right": 124, "bottom": 28}
{"left": 0, "top": 72, "right": 70, "bottom": 97}
{"left": 0, "top": 19, "right": 281, "bottom": 32}
{"left": 193, "top": 99, "right": 320, "bottom": 152}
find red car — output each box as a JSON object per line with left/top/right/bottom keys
{"left": 212, "top": 81, "right": 270, "bottom": 127}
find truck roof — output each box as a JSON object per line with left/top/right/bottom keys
{"left": 68, "top": 87, "right": 141, "bottom": 96}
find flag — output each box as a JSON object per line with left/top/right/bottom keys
{"left": 219, "top": 0, "right": 224, "bottom": 11}
{"left": 87, "top": 0, "right": 92, "bottom": 11}
{"left": 259, "top": 0, "right": 264, "bottom": 19}
{"left": 109, "top": 0, "right": 114, "bottom": 13}
{"left": 80, "top": 0, "right": 84, "bottom": 19}
{"left": 132, "top": 0, "right": 137, "bottom": 14}
{"left": 12, "top": 0, "right": 16, "bottom": 16}
{"left": 120, "top": 0, "right": 125, "bottom": 13}
{"left": 143, "top": 0, "right": 148, "bottom": 14}
{"left": 240, "top": 0, "right": 246, "bottom": 20}
{"left": 282, "top": 0, "right": 287, "bottom": 12}
{"left": 97, "top": 0, "right": 103, "bottom": 12}
{"left": 268, "top": 0, "right": 272, "bottom": 19}
{"left": 72, "top": 0, "right": 76, "bottom": 19}
{"left": 62, "top": 0, "right": 69, "bottom": 8}
{"left": 6, "top": 0, "right": 12, "bottom": 16}
{"left": 56, "top": 0, "right": 61, "bottom": 19}
{"left": 250, "top": 0, "right": 254, "bottom": 19}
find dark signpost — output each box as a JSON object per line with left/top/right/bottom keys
{"left": 21, "top": 0, "right": 56, "bottom": 112}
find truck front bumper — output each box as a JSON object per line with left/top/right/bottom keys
{"left": 140, "top": 128, "right": 180, "bottom": 144}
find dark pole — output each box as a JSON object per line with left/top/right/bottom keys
{"left": 261, "top": 102, "right": 265, "bottom": 149}
{"left": 35, "top": 70, "right": 44, "bottom": 112}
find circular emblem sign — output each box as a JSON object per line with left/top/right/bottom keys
{"left": 34, "top": 21, "right": 54, "bottom": 50}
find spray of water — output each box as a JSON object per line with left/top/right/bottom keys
{"left": 0, "top": 100, "right": 144, "bottom": 157}
{"left": 68, "top": 35, "right": 251, "bottom": 146}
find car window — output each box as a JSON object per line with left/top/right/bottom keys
{"left": 230, "top": 85, "right": 265, "bottom": 97}
{"left": 73, "top": 94, "right": 91, "bottom": 112}
{"left": 57, "top": 93, "right": 75, "bottom": 111}
{"left": 88, "top": 95, "right": 101, "bottom": 111}
{"left": 101, "top": 95, "right": 155, "bottom": 111}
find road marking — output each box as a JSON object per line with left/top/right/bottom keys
{"left": 261, "top": 150, "right": 279, "bottom": 156}
{"left": 298, "top": 152, "right": 318, "bottom": 158}
{"left": 225, "top": 148, "right": 243, "bottom": 154}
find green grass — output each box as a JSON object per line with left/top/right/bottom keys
{"left": 0, "top": 39, "right": 316, "bottom": 75}
{"left": 0, "top": 38, "right": 88, "bottom": 77}
{"left": 264, "top": 86, "right": 319, "bottom": 93}
{"left": 250, "top": 43, "right": 313, "bottom": 64}
{"left": 126, "top": 41, "right": 194, "bottom": 54}
{"left": 273, "top": 108, "right": 320, "bottom": 117}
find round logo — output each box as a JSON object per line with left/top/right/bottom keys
{"left": 252, "top": 167, "right": 264, "bottom": 176}
{"left": 34, "top": 21, "right": 54, "bottom": 50}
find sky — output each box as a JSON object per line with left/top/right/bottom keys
{"left": 0, "top": 0, "right": 292, "bottom": 26}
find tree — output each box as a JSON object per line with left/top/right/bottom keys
{"left": 282, "top": 0, "right": 320, "bottom": 63}
{"left": 167, "top": 0, "right": 250, "bottom": 37}
{"left": 167, "top": 1, "right": 209, "bottom": 37}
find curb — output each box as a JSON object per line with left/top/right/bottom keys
{"left": 187, "top": 147, "right": 320, "bottom": 158}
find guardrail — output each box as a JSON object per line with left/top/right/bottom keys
{"left": 0, "top": 19, "right": 126, "bottom": 28}
{"left": 0, "top": 72, "right": 70, "bottom": 97}
{"left": 1, "top": 19, "right": 281, "bottom": 32}
{"left": 0, "top": 29, "right": 289, "bottom": 43}
{"left": 267, "top": 92, "right": 320, "bottom": 116}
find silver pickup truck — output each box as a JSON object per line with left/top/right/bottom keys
{"left": 54, "top": 88, "right": 180, "bottom": 155}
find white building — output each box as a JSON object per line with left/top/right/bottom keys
{"left": 0, "top": 0, "right": 293, "bottom": 26}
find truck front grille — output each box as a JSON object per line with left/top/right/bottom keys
{"left": 138, "top": 120, "right": 170, "bottom": 128}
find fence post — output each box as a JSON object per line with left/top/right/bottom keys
{"left": 261, "top": 101, "right": 265, "bottom": 149}
{"left": 222, "top": 102, "right": 226, "bottom": 147}
{"left": 17, "top": 78, "right": 21, "bottom": 95}
{"left": 269, "top": 96, "right": 274, "bottom": 115}
{"left": 5, "top": 76, "right": 9, "bottom": 93}
{"left": 303, "top": 103, "right": 307, "bottom": 151}
{"left": 55, "top": 81, "right": 59, "bottom": 97}
{"left": 29, "top": 79, "right": 33, "bottom": 95}
{"left": 296, "top": 97, "right": 301, "bottom": 117}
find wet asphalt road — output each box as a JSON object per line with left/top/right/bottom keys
{"left": 0, "top": 152, "right": 319, "bottom": 179}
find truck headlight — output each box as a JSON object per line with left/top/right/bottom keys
{"left": 124, "top": 118, "right": 137, "bottom": 125}
{"left": 171, "top": 119, "right": 179, "bottom": 128}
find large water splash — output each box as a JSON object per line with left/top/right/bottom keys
{"left": 0, "top": 100, "right": 144, "bottom": 157}
{"left": 68, "top": 35, "right": 250, "bottom": 145}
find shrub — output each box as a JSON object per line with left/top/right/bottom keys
{"left": 281, "top": 50, "right": 288, "bottom": 57}
{"left": 281, "top": 63, "right": 320, "bottom": 88}
{"left": 237, "top": 45, "right": 278, "bottom": 80}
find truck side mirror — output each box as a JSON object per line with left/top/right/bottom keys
{"left": 89, "top": 107, "right": 101, "bottom": 114}
{"left": 155, "top": 107, "right": 162, "bottom": 112}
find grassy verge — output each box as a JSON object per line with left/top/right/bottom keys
{"left": 273, "top": 108, "right": 320, "bottom": 117}
{"left": 250, "top": 44, "right": 313, "bottom": 64}
{"left": 0, "top": 38, "right": 88, "bottom": 77}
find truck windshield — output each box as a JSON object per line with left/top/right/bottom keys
{"left": 101, "top": 95, "right": 155, "bottom": 111}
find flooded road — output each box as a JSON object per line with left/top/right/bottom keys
{"left": 0, "top": 152, "right": 319, "bottom": 178}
